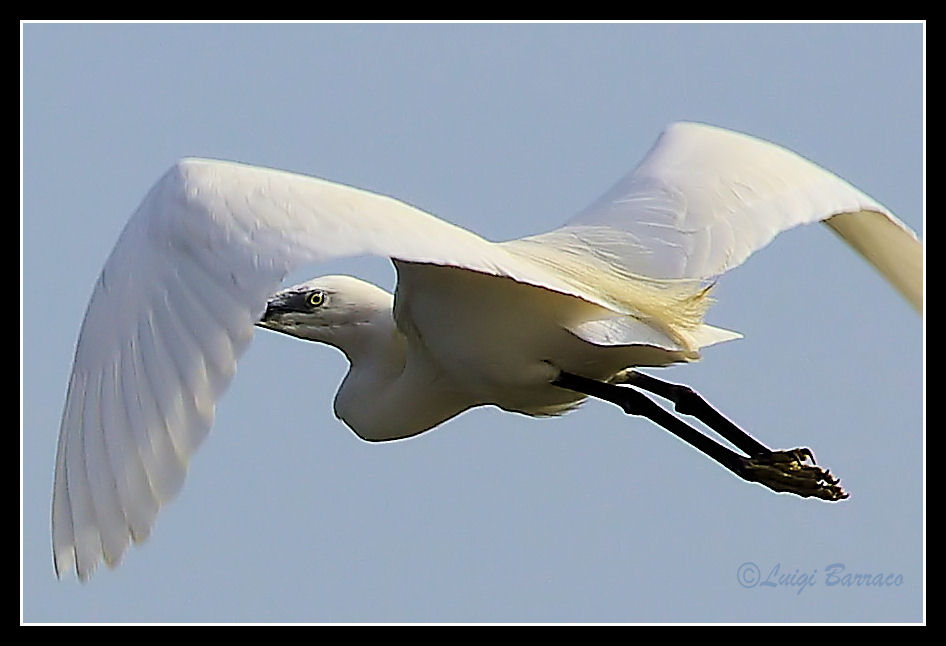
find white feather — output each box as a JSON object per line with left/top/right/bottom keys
{"left": 52, "top": 122, "right": 922, "bottom": 579}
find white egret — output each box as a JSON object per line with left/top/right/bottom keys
{"left": 52, "top": 122, "right": 922, "bottom": 581}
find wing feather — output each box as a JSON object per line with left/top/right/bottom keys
{"left": 515, "top": 122, "right": 921, "bottom": 311}
{"left": 52, "top": 157, "right": 534, "bottom": 579}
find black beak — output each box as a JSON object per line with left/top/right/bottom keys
{"left": 257, "top": 294, "right": 292, "bottom": 327}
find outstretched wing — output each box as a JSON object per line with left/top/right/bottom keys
{"left": 508, "top": 122, "right": 921, "bottom": 311}
{"left": 52, "top": 159, "right": 560, "bottom": 580}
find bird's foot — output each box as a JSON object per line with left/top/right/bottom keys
{"left": 740, "top": 448, "right": 849, "bottom": 502}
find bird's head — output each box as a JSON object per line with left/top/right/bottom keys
{"left": 256, "top": 275, "right": 394, "bottom": 345}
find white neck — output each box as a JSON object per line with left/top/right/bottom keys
{"left": 328, "top": 309, "right": 472, "bottom": 442}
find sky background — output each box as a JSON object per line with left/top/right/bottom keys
{"left": 22, "top": 23, "right": 924, "bottom": 623}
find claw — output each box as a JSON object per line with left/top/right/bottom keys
{"left": 795, "top": 447, "right": 815, "bottom": 465}
{"left": 741, "top": 449, "right": 848, "bottom": 502}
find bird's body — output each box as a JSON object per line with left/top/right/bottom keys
{"left": 394, "top": 263, "right": 600, "bottom": 422}
{"left": 392, "top": 263, "right": 698, "bottom": 422}
{"left": 51, "top": 122, "right": 922, "bottom": 580}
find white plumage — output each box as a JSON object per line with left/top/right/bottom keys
{"left": 52, "top": 122, "right": 921, "bottom": 580}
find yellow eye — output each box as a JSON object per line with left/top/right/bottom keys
{"left": 307, "top": 291, "right": 325, "bottom": 307}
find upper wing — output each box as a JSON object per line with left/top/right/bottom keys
{"left": 507, "top": 122, "right": 921, "bottom": 311}
{"left": 53, "top": 159, "right": 580, "bottom": 580}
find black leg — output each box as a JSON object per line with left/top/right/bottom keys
{"left": 612, "top": 370, "right": 769, "bottom": 456}
{"left": 554, "top": 371, "right": 749, "bottom": 473}
{"left": 553, "top": 371, "right": 848, "bottom": 502}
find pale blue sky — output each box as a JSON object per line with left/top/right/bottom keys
{"left": 23, "top": 23, "right": 923, "bottom": 623}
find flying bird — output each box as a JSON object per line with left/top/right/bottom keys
{"left": 52, "top": 122, "right": 922, "bottom": 580}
